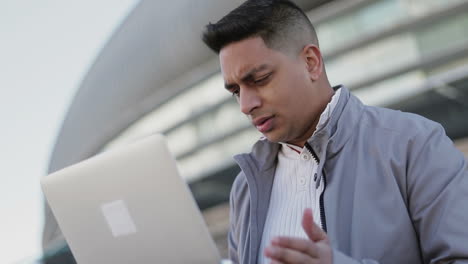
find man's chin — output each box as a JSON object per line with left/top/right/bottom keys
{"left": 262, "top": 131, "right": 283, "bottom": 143}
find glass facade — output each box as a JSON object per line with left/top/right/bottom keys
{"left": 105, "top": 0, "right": 468, "bottom": 185}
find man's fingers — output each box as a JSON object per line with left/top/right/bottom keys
{"left": 265, "top": 245, "right": 314, "bottom": 264}
{"left": 302, "top": 208, "right": 327, "bottom": 242}
{"left": 264, "top": 209, "right": 331, "bottom": 263}
{"left": 271, "top": 236, "right": 319, "bottom": 257}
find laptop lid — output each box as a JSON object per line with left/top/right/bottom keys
{"left": 41, "top": 134, "right": 221, "bottom": 264}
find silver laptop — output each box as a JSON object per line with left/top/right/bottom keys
{"left": 41, "top": 134, "right": 222, "bottom": 264}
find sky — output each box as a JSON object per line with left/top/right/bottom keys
{"left": 0, "top": 0, "right": 139, "bottom": 262}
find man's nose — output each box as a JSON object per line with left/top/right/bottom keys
{"left": 239, "top": 87, "right": 261, "bottom": 115}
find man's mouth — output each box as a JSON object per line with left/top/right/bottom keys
{"left": 253, "top": 116, "right": 274, "bottom": 133}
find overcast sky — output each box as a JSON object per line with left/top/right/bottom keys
{"left": 0, "top": 1, "right": 138, "bottom": 262}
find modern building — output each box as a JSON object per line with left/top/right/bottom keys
{"left": 39, "top": 0, "right": 468, "bottom": 262}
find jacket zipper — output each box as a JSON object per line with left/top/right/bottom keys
{"left": 305, "top": 143, "right": 328, "bottom": 233}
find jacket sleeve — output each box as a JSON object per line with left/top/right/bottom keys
{"left": 228, "top": 173, "right": 241, "bottom": 264}
{"left": 333, "top": 122, "right": 468, "bottom": 264}
{"left": 228, "top": 171, "right": 246, "bottom": 264}
{"left": 406, "top": 122, "right": 468, "bottom": 263}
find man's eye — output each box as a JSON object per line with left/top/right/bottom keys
{"left": 254, "top": 74, "right": 271, "bottom": 84}
{"left": 232, "top": 89, "right": 240, "bottom": 97}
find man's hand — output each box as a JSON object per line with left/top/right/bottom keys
{"left": 264, "top": 208, "right": 332, "bottom": 264}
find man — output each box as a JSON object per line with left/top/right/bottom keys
{"left": 202, "top": 0, "right": 468, "bottom": 263}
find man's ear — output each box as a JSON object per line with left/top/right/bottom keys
{"left": 302, "top": 44, "right": 323, "bottom": 81}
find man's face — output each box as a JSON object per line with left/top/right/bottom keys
{"left": 219, "top": 37, "right": 324, "bottom": 146}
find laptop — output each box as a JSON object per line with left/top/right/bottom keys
{"left": 41, "top": 134, "right": 222, "bottom": 264}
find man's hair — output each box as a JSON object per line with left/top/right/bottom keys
{"left": 202, "top": 0, "right": 318, "bottom": 55}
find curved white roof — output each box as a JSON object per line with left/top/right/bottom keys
{"left": 48, "top": 0, "right": 320, "bottom": 173}
{"left": 44, "top": 0, "right": 324, "bottom": 249}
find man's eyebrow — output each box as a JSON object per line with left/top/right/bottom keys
{"left": 241, "top": 64, "right": 270, "bottom": 82}
{"left": 224, "top": 64, "right": 270, "bottom": 90}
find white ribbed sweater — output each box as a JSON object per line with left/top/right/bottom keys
{"left": 258, "top": 89, "right": 341, "bottom": 264}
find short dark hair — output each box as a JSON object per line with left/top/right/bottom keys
{"left": 202, "top": 0, "right": 318, "bottom": 54}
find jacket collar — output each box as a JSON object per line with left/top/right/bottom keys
{"left": 323, "top": 85, "right": 364, "bottom": 156}
{"left": 305, "top": 85, "right": 365, "bottom": 161}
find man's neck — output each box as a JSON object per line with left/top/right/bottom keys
{"left": 285, "top": 87, "right": 337, "bottom": 148}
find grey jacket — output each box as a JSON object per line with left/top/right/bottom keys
{"left": 228, "top": 86, "right": 468, "bottom": 264}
